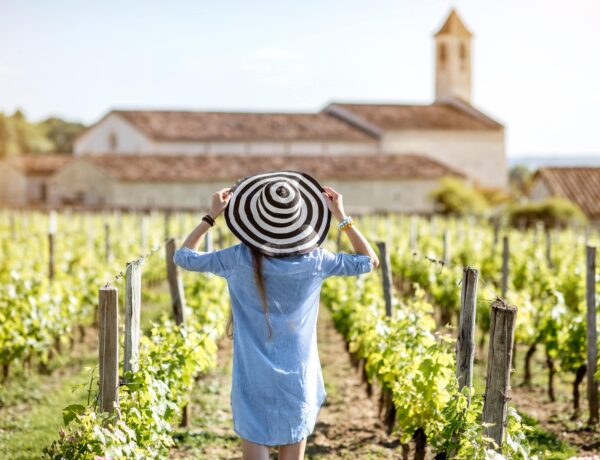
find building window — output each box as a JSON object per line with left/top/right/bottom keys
{"left": 108, "top": 132, "right": 118, "bottom": 151}
{"left": 460, "top": 43, "right": 467, "bottom": 69}
{"left": 40, "top": 183, "right": 47, "bottom": 203}
{"left": 439, "top": 44, "right": 446, "bottom": 68}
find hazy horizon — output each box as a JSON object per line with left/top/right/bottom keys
{"left": 2, "top": 0, "right": 599, "bottom": 158}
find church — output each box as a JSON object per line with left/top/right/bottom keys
{"left": 2, "top": 9, "right": 507, "bottom": 213}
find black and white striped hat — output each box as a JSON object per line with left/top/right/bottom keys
{"left": 224, "top": 171, "right": 331, "bottom": 257}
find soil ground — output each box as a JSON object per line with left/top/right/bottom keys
{"left": 171, "top": 305, "right": 413, "bottom": 459}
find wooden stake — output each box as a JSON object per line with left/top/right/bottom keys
{"left": 124, "top": 261, "right": 142, "bottom": 375}
{"left": 48, "top": 210, "right": 56, "bottom": 281}
{"left": 104, "top": 222, "right": 111, "bottom": 263}
{"left": 140, "top": 214, "right": 148, "bottom": 251}
{"left": 204, "top": 228, "right": 213, "bottom": 252}
{"left": 457, "top": 267, "right": 478, "bottom": 401}
{"left": 501, "top": 236, "right": 509, "bottom": 298}
{"left": 164, "top": 211, "right": 171, "bottom": 241}
{"left": 48, "top": 233, "right": 55, "bottom": 281}
{"left": 99, "top": 285, "right": 119, "bottom": 413}
{"left": 410, "top": 216, "right": 417, "bottom": 252}
{"left": 165, "top": 238, "right": 190, "bottom": 426}
{"left": 545, "top": 227, "right": 553, "bottom": 268}
{"left": 376, "top": 241, "right": 393, "bottom": 317}
{"left": 586, "top": 246, "right": 598, "bottom": 424}
{"left": 482, "top": 298, "right": 517, "bottom": 450}
{"left": 166, "top": 238, "right": 187, "bottom": 325}
{"left": 443, "top": 229, "right": 450, "bottom": 265}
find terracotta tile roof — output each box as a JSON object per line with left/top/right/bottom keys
{"left": 435, "top": 9, "right": 473, "bottom": 37}
{"left": 77, "top": 153, "right": 464, "bottom": 183}
{"left": 326, "top": 101, "right": 502, "bottom": 131}
{"left": 535, "top": 167, "right": 600, "bottom": 219}
{"left": 110, "top": 110, "right": 376, "bottom": 142}
{"left": 3, "top": 154, "right": 72, "bottom": 176}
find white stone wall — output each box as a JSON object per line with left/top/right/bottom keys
{"left": 74, "top": 113, "right": 152, "bottom": 155}
{"left": 107, "top": 178, "right": 439, "bottom": 214}
{"left": 48, "top": 160, "right": 115, "bottom": 206}
{"left": 25, "top": 176, "right": 50, "bottom": 203}
{"left": 0, "top": 163, "right": 27, "bottom": 206}
{"left": 380, "top": 129, "right": 507, "bottom": 189}
{"left": 528, "top": 179, "right": 550, "bottom": 201}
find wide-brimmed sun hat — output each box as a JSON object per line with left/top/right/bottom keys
{"left": 224, "top": 170, "right": 332, "bottom": 257}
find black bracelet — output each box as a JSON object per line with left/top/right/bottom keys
{"left": 202, "top": 214, "right": 215, "bottom": 227}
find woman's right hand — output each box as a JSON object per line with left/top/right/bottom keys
{"left": 322, "top": 186, "right": 346, "bottom": 221}
{"left": 209, "top": 188, "right": 232, "bottom": 218}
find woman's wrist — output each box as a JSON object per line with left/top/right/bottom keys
{"left": 334, "top": 212, "right": 347, "bottom": 222}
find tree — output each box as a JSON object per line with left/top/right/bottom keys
{"left": 0, "top": 109, "right": 85, "bottom": 156}
{"left": 428, "top": 177, "right": 489, "bottom": 216}
{"left": 39, "top": 117, "right": 85, "bottom": 153}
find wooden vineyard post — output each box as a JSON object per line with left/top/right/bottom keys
{"left": 410, "top": 215, "right": 417, "bottom": 252}
{"left": 457, "top": 267, "right": 478, "bottom": 402}
{"left": 501, "top": 236, "right": 509, "bottom": 298}
{"left": 104, "top": 221, "right": 111, "bottom": 264}
{"left": 140, "top": 214, "right": 148, "bottom": 251}
{"left": 586, "top": 246, "right": 598, "bottom": 425}
{"left": 482, "top": 298, "right": 517, "bottom": 451}
{"left": 165, "top": 238, "right": 190, "bottom": 426}
{"left": 124, "top": 261, "right": 142, "bottom": 375}
{"left": 443, "top": 229, "right": 450, "bottom": 265}
{"left": 10, "top": 212, "right": 16, "bottom": 240}
{"left": 204, "top": 228, "right": 213, "bottom": 252}
{"left": 99, "top": 285, "right": 119, "bottom": 413}
{"left": 545, "top": 227, "right": 553, "bottom": 268}
{"left": 493, "top": 218, "right": 499, "bottom": 246}
{"left": 48, "top": 210, "right": 57, "bottom": 281}
{"left": 164, "top": 210, "right": 171, "bottom": 242}
{"left": 376, "top": 241, "right": 393, "bottom": 317}
{"left": 375, "top": 241, "right": 396, "bottom": 436}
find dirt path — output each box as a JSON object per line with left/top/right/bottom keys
{"left": 171, "top": 305, "right": 405, "bottom": 459}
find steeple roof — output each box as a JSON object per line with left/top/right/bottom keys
{"left": 435, "top": 8, "right": 473, "bottom": 37}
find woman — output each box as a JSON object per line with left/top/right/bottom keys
{"left": 173, "top": 171, "right": 380, "bottom": 460}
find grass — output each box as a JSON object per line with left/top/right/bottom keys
{"left": 0, "top": 358, "right": 95, "bottom": 459}
{"left": 0, "top": 286, "right": 169, "bottom": 459}
{"left": 519, "top": 412, "right": 578, "bottom": 460}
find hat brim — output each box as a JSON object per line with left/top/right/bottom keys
{"left": 224, "top": 170, "right": 331, "bottom": 257}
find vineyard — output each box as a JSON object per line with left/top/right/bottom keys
{"left": 1, "top": 210, "right": 599, "bottom": 459}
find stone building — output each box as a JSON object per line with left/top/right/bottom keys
{"left": 530, "top": 167, "right": 600, "bottom": 228}
{"left": 0, "top": 155, "right": 71, "bottom": 206}
{"left": 47, "top": 153, "right": 463, "bottom": 214}
{"left": 1, "top": 8, "right": 507, "bottom": 212}
{"left": 72, "top": 8, "right": 506, "bottom": 190}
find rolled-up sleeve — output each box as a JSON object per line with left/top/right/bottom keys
{"left": 173, "top": 244, "right": 238, "bottom": 278}
{"left": 318, "top": 248, "right": 374, "bottom": 279}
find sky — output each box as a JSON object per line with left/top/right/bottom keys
{"left": 1, "top": 0, "right": 599, "bottom": 158}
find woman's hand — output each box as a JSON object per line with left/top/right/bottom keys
{"left": 209, "top": 188, "right": 232, "bottom": 218}
{"left": 321, "top": 186, "right": 346, "bottom": 221}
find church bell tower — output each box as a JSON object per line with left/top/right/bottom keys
{"left": 434, "top": 8, "right": 473, "bottom": 104}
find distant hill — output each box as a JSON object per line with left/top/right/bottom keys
{"left": 508, "top": 155, "right": 600, "bottom": 169}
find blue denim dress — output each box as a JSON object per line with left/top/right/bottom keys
{"left": 173, "top": 242, "right": 373, "bottom": 446}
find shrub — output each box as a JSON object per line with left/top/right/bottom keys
{"left": 507, "top": 197, "right": 587, "bottom": 229}
{"left": 429, "top": 177, "right": 489, "bottom": 216}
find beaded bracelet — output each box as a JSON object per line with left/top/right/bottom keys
{"left": 340, "top": 220, "right": 354, "bottom": 232}
{"left": 337, "top": 215, "right": 352, "bottom": 228}
{"left": 338, "top": 216, "right": 353, "bottom": 231}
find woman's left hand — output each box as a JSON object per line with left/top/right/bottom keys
{"left": 209, "top": 188, "right": 233, "bottom": 218}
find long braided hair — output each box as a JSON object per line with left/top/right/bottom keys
{"left": 225, "top": 245, "right": 273, "bottom": 341}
